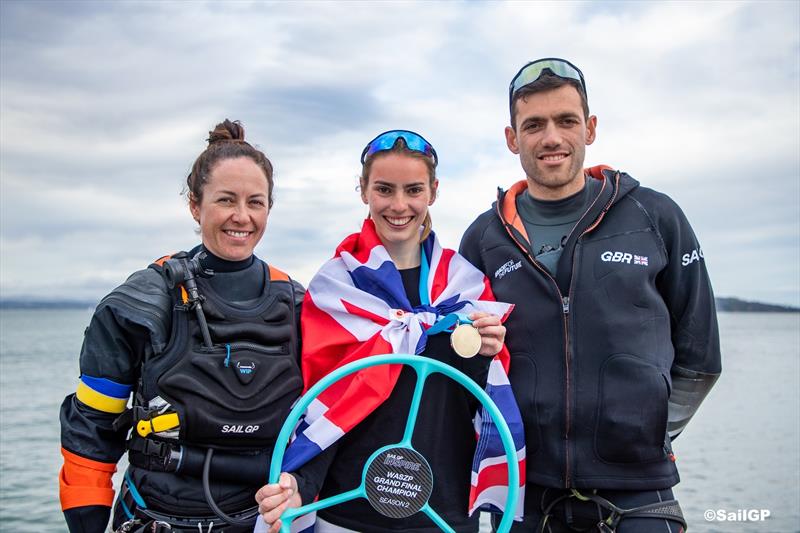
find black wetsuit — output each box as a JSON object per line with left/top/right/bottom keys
{"left": 59, "top": 246, "right": 304, "bottom": 532}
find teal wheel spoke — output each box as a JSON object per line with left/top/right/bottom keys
{"left": 401, "top": 362, "right": 432, "bottom": 445}
{"left": 420, "top": 503, "right": 456, "bottom": 533}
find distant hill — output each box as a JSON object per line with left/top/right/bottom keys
{"left": 2, "top": 296, "right": 798, "bottom": 312}
{"left": 0, "top": 299, "right": 96, "bottom": 310}
{"left": 715, "top": 297, "right": 799, "bottom": 313}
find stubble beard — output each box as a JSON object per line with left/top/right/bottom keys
{"left": 523, "top": 151, "right": 585, "bottom": 198}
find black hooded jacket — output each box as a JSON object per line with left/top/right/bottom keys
{"left": 459, "top": 168, "right": 721, "bottom": 501}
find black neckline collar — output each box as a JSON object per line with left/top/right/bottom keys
{"left": 190, "top": 245, "right": 255, "bottom": 273}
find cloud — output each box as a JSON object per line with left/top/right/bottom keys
{"left": 1, "top": 0, "right": 798, "bottom": 305}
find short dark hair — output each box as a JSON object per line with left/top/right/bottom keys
{"left": 186, "top": 119, "right": 274, "bottom": 208}
{"left": 510, "top": 73, "right": 590, "bottom": 128}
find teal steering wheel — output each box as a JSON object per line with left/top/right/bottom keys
{"left": 268, "top": 354, "right": 519, "bottom": 533}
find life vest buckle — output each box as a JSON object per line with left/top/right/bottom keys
{"left": 128, "top": 435, "right": 182, "bottom": 473}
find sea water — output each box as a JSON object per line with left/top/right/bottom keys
{"left": 1, "top": 310, "right": 798, "bottom": 532}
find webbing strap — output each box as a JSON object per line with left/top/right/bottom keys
{"left": 137, "top": 504, "right": 259, "bottom": 529}
{"left": 620, "top": 499, "right": 686, "bottom": 525}
{"left": 590, "top": 494, "right": 687, "bottom": 531}
{"left": 539, "top": 490, "right": 687, "bottom": 532}
{"left": 123, "top": 471, "right": 147, "bottom": 509}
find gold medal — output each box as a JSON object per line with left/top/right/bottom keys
{"left": 450, "top": 323, "right": 481, "bottom": 358}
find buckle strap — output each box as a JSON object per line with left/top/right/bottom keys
{"left": 129, "top": 436, "right": 169, "bottom": 456}
{"left": 128, "top": 437, "right": 181, "bottom": 473}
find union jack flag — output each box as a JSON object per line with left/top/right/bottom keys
{"left": 264, "top": 219, "right": 525, "bottom": 530}
{"left": 634, "top": 255, "right": 649, "bottom": 266}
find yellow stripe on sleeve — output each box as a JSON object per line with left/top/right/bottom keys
{"left": 76, "top": 382, "right": 128, "bottom": 414}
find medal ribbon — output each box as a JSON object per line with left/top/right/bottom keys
{"left": 419, "top": 245, "right": 474, "bottom": 337}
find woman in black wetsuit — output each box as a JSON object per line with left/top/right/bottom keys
{"left": 59, "top": 120, "right": 305, "bottom": 532}
{"left": 255, "top": 130, "right": 519, "bottom": 533}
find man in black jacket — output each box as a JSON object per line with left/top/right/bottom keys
{"left": 459, "top": 58, "right": 721, "bottom": 532}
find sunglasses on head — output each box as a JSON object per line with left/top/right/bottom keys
{"left": 361, "top": 130, "right": 438, "bottom": 165}
{"left": 508, "top": 58, "right": 587, "bottom": 108}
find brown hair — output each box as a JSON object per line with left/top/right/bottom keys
{"left": 511, "top": 73, "right": 590, "bottom": 128}
{"left": 186, "top": 119, "right": 274, "bottom": 207}
{"left": 359, "top": 138, "right": 437, "bottom": 242}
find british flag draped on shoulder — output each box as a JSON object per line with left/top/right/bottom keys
{"left": 285, "top": 218, "right": 526, "bottom": 520}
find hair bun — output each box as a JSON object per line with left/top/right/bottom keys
{"left": 208, "top": 119, "right": 246, "bottom": 145}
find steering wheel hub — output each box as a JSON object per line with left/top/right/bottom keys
{"left": 364, "top": 446, "right": 433, "bottom": 518}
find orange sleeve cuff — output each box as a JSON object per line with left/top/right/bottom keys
{"left": 59, "top": 447, "right": 117, "bottom": 511}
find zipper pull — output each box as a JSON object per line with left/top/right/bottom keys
{"left": 562, "top": 296, "right": 570, "bottom": 314}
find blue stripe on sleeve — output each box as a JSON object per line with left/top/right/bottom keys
{"left": 80, "top": 375, "right": 132, "bottom": 399}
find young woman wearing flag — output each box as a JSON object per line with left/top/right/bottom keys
{"left": 255, "top": 130, "right": 525, "bottom": 533}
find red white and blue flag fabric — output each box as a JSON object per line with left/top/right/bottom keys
{"left": 279, "top": 219, "right": 526, "bottom": 524}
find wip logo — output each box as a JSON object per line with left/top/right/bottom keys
{"left": 682, "top": 247, "right": 704, "bottom": 266}
{"left": 495, "top": 259, "right": 522, "bottom": 279}
{"left": 236, "top": 361, "right": 255, "bottom": 375}
{"left": 601, "top": 251, "right": 649, "bottom": 266}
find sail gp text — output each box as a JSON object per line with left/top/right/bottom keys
{"left": 682, "top": 247, "right": 704, "bottom": 266}
{"left": 221, "top": 424, "right": 259, "bottom": 433}
{"left": 704, "top": 509, "right": 770, "bottom": 522}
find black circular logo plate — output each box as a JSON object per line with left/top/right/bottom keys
{"left": 364, "top": 447, "right": 433, "bottom": 518}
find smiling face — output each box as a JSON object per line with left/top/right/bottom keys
{"left": 189, "top": 157, "right": 270, "bottom": 261}
{"left": 361, "top": 153, "right": 438, "bottom": 267}
{"left": 505, "top": 84, "right": 597, "bottom": 200}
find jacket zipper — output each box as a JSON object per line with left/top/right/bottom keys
{"left": 496, "top": 172, "right": 619, "bottom": 487}
{"left": 561, "top": 173, "right": 619, "bottom": 486}
{"left": 494, "top": 199, "right": 572, "bottom": 484}
{"left": 201, "top": 341, "right": 287, "bottom": 354}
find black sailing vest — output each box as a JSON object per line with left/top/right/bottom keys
{"left": 138, "top": 255, "right": 302, "bottom": 450}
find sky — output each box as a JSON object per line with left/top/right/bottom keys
{"left": 1, "top": 0, "right": 798, "bottom": 307}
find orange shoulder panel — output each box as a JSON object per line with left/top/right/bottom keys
{"left": 152, "top": 254, "right": 173, "bottom": 267}
{"left": 500, "top": 180, "right": 530, "bottom": 244}
{"left": 268, "top": 265, "right": 291, "bottom": 282}
{"left": 59, "top": 447, "right": 116, "bottom": 511}
{"left": 585, "top": 165, "right": 613, "bottom": 180}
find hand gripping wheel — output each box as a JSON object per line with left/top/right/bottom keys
{"left": 268, "top": 354, "right": 519, "bottom": 532}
